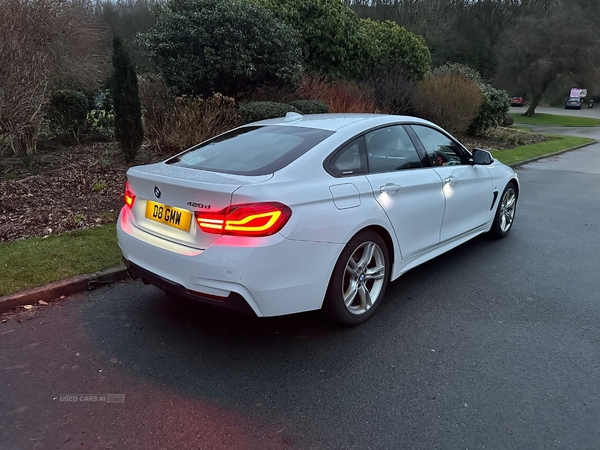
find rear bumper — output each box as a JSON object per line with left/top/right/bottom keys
{"left": 123, "top": 259, "right": 256, "bottom": 316}
{"left": 117, "top": 209, "right": 344, "bottom": 317}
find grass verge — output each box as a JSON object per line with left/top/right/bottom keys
{"left": 1, "top": 134, "right": 596, "bottom": 297}
{"left": 493, "top": 135, "right": 595, "bottom": 166}
{"left": 510, "top": 113, "right": 600, "bottom": 127}
{"left": 0, "top": 224, "right": 121, "bottom": 297}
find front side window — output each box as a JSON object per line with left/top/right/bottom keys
{"left": 410, "top": 125, "right": 467, "bottom": 167}
{"left": 167, "top": 125, "right": 334, "bottom": 176}
{"left": 365, "top": 126, "right": 423, "bottom": 173}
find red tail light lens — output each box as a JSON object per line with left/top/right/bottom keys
{"left": 195, "top": 202, "right": 291, "bottom": 237}
{"left": 124, "top": 181, "right": 136, "bottom": 208}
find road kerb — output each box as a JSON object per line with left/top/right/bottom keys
{"left": 508, "top": 140, "right": 597, "bottom": 168}
{"left": 0, "top": 265, "right": 129, "bottom": 314}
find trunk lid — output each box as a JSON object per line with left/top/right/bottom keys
{"left": 126, "top": 163, "right": 272, "bottom": 249}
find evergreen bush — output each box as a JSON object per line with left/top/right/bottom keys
{"left": 142, "top": 0, "right": 303, "bottom": 98}
{"left": 46, "top": 90, "right": 89, "bottom": 142}
{"left": 288, "top": 100, "right": 329, "bottom": 114}
{"left": 239, "top": 101, "right": 300, "bottom": 124}
{"left": 112, "top": 36, "right": 144, "bottom": 162}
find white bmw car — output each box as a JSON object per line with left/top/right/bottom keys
{"left": 117, "top": 113, "right": 519, "bottom": 324}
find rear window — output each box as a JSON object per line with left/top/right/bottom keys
{"left": 166, "top": 125, "right": 334, "bottom": 176}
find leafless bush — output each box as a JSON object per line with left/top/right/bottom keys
{"left": 366, "top": 66, "right": 416, "bottom": 115}
{"left": 139, "top": 78, "right": 240, "bottom": 154}
{"left": 414, "top": 73, "right": 483, "bottom": 135}
{"left": 295, "top": 74, "right": 377, "bottom": 113}
{"left": 0, "top": 0, "right": 108, "bottom": 156}
{"left": 138, "top": 75, "right": 174, "bottom": 145}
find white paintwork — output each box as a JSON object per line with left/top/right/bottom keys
{"left": 364, "top": 168, "right": 445, "bottom": 258}
{"left": 117, "top": 114, "right": 518, "bottom": 317}
{"left": 431, "top": 164, "right": 494, "bottom": 242}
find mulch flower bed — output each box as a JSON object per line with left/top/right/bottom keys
{"left": 0, "top": 142, "right": 163, "bottom": 242}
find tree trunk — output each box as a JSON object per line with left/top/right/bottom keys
{"left": 524, "top": 92, "right": 543, "bottom": 117}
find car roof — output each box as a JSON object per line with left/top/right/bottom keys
{"left": 249, "top": 113, "right": 434, "bottom": 132}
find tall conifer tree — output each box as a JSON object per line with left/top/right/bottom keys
{"left": 112, "top": 36, "right": 143, "bottom": 162}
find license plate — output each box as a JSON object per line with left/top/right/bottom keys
{"left": 145, "top": 201, "right": 192, "bottom": 232}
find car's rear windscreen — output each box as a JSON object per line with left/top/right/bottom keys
{"left": 166, "top": 125, "right": 334, "bottom": 176}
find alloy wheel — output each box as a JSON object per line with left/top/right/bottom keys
{"left": 342, "top": 241, "right": 386, "bottom": 315}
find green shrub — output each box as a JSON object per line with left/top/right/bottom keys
{"left": 288, "top": 100, "right": 329, "bottom": 114}
{"left": 142, "top": 0, "right": 303, "bottom": 98}
{"left": 256, "top": 0, "right": 366, "bottom": 79}
{"left": 359, "top": 18, "right": 430, "bottom": 80}
{"left": 239, "top": 101, "right": 300, "bottom": 124}
{"left": 469, "top": 84, "right": 510, "bottom": 135}
{"left": 432, "top": 62, "right": 509, "bottom": 134}
{"left": 46, "top": 90, "right": 89, "bottom": 142}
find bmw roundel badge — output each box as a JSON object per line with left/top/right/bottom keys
{"left": 154, "top": 186, "right": 161, "bottom": 199}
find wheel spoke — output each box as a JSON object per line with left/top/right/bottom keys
{"left": 345, "top": 263, "right": 357, "bottom": 277}
{"left": 344, "top": 281, "right": 358, "bottom": 307}
{"left": 347, "top": 257, "right": 358, "bottom": 272}
{"left": 358, "top": 285, "right": 372, "bottom": 310}
{"left": 357, "top": 242, "right": 375, "bottom": 269}
{"left": 365, "top": 265, "right": 385, "bottom": 281}
{"left": 505, "top": 193, "right": 516, "bottom": 208}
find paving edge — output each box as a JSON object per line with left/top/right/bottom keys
{"left": 508, "top": 139, "right": 597, "bottom": 168}
{"left": 1, "top": 140, "right": 596, "bottom": 314}
{"left": 0, "top": 265, "right": 130, "bottom": 314}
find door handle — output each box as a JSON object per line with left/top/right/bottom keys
{"left": 444, "top": 176, "right": 458, "bottom": 186}
{"left": 380, "top": 183, "right": 402, "bottom": 194}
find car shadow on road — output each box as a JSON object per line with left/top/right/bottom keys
{"left": 83, "top": 233, "right": 493, "bottom": 377}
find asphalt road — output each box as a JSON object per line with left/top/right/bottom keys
{"left": 2, "top": 135, "right": 600, "bottom": 449}
{"left": 510, "top": 104, "right": 600, "bottom": 118}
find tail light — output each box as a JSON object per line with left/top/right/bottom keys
{"left": 124, "top": 181, "right": 136, "bottom": 208}
{"left": 195, "top": 202, "right": 291, "bottom": 237}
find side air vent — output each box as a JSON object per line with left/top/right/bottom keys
{"left": 490, "top": 191, "right": 499, "bottom": 210}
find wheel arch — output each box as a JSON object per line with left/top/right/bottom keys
{"left": 509, "top": 177, "right": 520, "bottom": 197}
{"left": 359, "top": 224, "right": 396, "bottom": 268}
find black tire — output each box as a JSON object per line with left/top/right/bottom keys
{"left": 323, "top": 230, "right": 390, "bottom": 325}
{"left": 489, "top": 182, "right": 518, "bottom": 239}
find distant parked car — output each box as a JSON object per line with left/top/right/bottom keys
{"left": 510, "top": 96, "right": 524, "bottom": 107}
{"left": 565, "top": 97, "right": 582, "bottom": 110}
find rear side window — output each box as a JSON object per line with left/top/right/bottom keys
{"left": 331, "top": 139, "right": 363, "bottom": 175}
{"left": 167, "top": 125, "right": 334, "bottom": 176}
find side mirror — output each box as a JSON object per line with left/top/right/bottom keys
{"left": 471, "top": 148, "right": 494, "bottom": 165}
